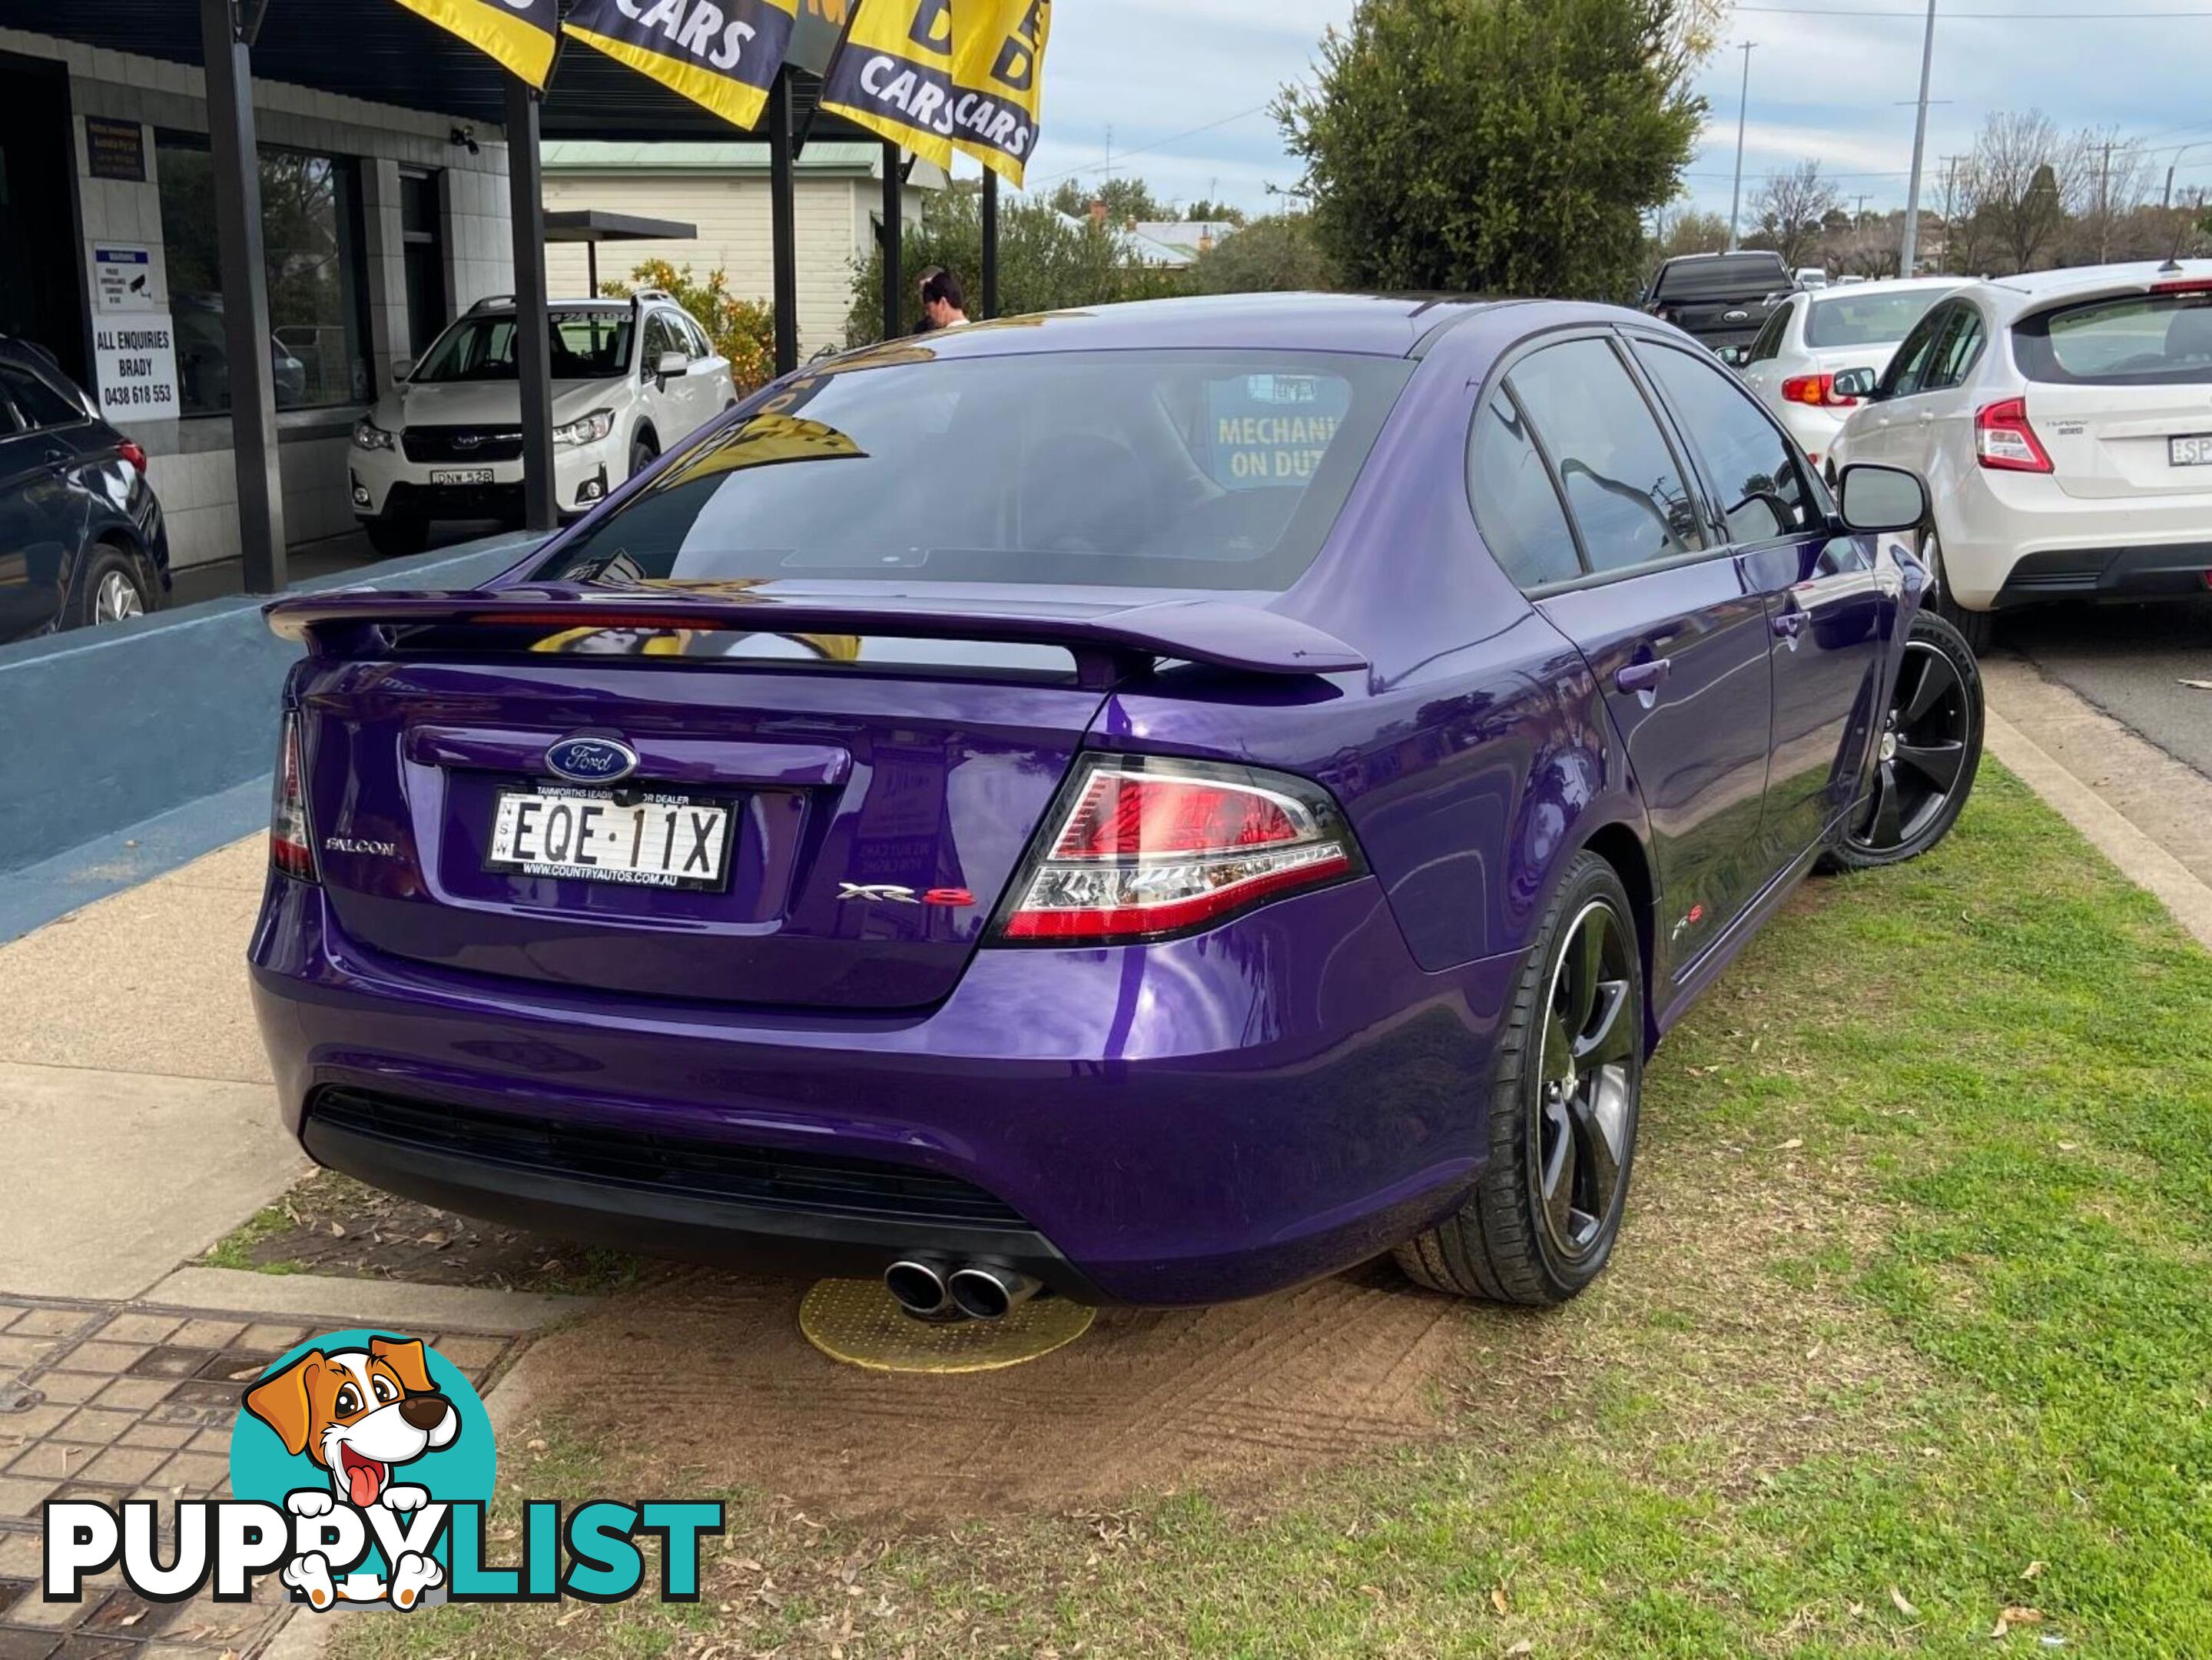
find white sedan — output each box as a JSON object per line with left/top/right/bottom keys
{"left": 1828, "top": 261, "right": 2212, "bottom": 648}
{"left": 1736, "top": 277, "right": 1962, "bottom": 471}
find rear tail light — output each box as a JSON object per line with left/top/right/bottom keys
{"left": 1781, "top": 373, "right": 1859, "bottom": 409}
{"left": 1975, "top": 397, "right": 2054, "bottom": 473}
{"left": 270, "top": 712, "right": 317, "bottom": 881}
{"left": 993, "top": 757, "right": 1360, "bottom": 945}
{"left": 2149, "top": 277, "right": 2212, "bottom": 295}
{"left": 116, "top": 440, "right": 148, "bottom": 474}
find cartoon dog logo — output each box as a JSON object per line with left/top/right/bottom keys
{"left": 243, "top": 1336, "right": 459, "bottom": 1609}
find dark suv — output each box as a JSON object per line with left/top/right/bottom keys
{"left": 0, "top": 338, "right": 169, "bottom": 644}
{"left": 1641, "top": 251, "right": 1794, "bottom": 351}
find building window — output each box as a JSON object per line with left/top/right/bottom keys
{"left": 155, "top": 133, "right": 372, "bottom": 416}
{"left": 399, "top": 169, "right": 447, "bottom": 360}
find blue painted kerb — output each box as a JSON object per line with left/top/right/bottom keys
{"left": 0, "top": 533, "right": 539, "bottom": 907}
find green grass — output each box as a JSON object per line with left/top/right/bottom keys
{"left": 333, "top": 768, "right": 2212, "bottom": 1659}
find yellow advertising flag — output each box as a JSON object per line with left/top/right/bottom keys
{"left": 563, "top": 0, "right": 801, "bottom": 133}
{"left": 948, "top": 0, "right": 1049, "bottom": 185}
{"left": 389, "top": 0, "right": 559, "bottom": 88}
{"left": 817, "top": 0, "right": 957, "bottom": 168}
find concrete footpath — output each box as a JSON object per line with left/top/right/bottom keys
{"left": 0, "top": 838, "right": 589, "bottom": 1660}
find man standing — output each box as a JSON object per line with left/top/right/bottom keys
{"left": 917, "top": 267, "right": 970, "bottom": 330}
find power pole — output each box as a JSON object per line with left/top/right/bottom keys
{"left": 2099, "top": 140, "right": 2114, "bottom": 262}
{"left": 1898, "top": 0, "right": 1939, "bottom": 277}
{"left": 1726, "top": 42, "right": 1756, "bottom": 251}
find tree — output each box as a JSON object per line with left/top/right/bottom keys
{"left": 1189, "top": 214, "right": 1335, "bottom": 293}
{"left": 1277, "top": 0, "right": 1707, "bottom": 300}
{"left": 847, "top": 188, "right": 1186, "bottom": 346}
{"left": 1646, "top": 201, "right": 1729, "bottom": 263}
{"left": 1748, "top": 160, "right": 1839, "bottom": 268}
{"left": 1046, "top": 176, "right": 1172, "bottom": 225}
{"left": 601, "top": 261, "right": 776, "bottom": 393}
{"left": 1182, "top": 199, "right": 1249, "bottom": 227}
{"left": 1970, "top": 110, "right": 2090, "bottom": 274}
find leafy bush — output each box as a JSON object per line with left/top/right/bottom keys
{"left": 602, "top": 260, "right": 777, "bottom": 393}
{"left": 1189, "top": 214, "right": 1336, "bottom": 294}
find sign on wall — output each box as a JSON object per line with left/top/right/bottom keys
{"left": 90, "top": 244, "right": 164, "bottom": 314}
{"left": 386, "top": 0, "right": 560, "bottom": 87}
{"left": 562, "top": 0, "right": 801, "bottom": 133}
{"left": 84, "top": 117, "right": 146, "bottom": 183}
{"left": 92, "top": 316, "right": 181, "bottom": 421}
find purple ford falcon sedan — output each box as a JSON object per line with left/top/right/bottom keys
{"left": 250, "top": 294, "right": 1982, "bottom": 1320}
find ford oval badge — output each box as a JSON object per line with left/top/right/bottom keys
{"left": 546, "top": 735, "right": 638, "bottom": 785}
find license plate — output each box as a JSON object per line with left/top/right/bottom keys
{"left": 486, "top": 786, "right": 733, "bottom": 891}
{"left": 2169, "top": 434, "right": 2212, "bottom": 467}
{"left": 430, "top": 467, "right": 496, "bottom": 486}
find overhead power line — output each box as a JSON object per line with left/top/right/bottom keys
{"left": 1025, "top": 105, "right": 1273, "bottom": 191}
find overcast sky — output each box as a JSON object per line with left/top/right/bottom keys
{"left": 1003, "top": 2, "right": 2212, "bottom": 221}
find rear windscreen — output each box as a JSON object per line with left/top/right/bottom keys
{"left": 532, "top": 347, "right": 1413, "bottom": 593}
{"left": 2013, "top": 292, "right": 2212, "bottom": 385}
{"left": 1652, "top": 255, "right": 1789, "bottom": 300}
{"left": 1806, "top": 288, "right": 1952, "bottom": 348}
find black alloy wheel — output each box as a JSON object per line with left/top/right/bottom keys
{"left": 1533, "top": 898, "right": 1640, "bottom": 1263}
{"left": 1830, "top": 609, "right": 1984, "bottom": 869}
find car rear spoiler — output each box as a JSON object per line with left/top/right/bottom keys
{"left": 264, "top": 588, "right": 1368, "bottom": 682}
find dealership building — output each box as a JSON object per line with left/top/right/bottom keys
{"left": 0, "top": 5, "right": 893, "bottom": 590}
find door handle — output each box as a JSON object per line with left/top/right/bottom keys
{"left": 1616, "top": 658, "right": 1673, "bottom": 694}
{"left": 1772, "top": 608, "right": 1806, "bottom": 641}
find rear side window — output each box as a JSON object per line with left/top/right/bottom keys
{"left": 1922, "top": 306, "right": 1986, "bottom": 392}
{"left": 1880, "top": 304, "right": 1952, "bottom": 398}
{"left": 0, "top": 360, "right": 88, "bottom": 430}
{"left": 1633, "top": 340, "right": 1817, "bottom": 543}
{"left": 536, "top": 349, "right": 1414, "bottom": 593}
{"left": 1467, "top": 393, "right": 1581, "bottom": 588}
{"left": 1745, "top": 301, "right": 1792, "bottom": 364}
{"left": 1506, "top": 338, "right": 1703, "bottom": 576}
{"left": 2015, "top": 292, "right": 2212, "bottom": 385}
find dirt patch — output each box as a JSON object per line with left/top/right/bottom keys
{"left": 499, "top": 1257, "right": 1476, "bottom": 1522}
{"left": 210, "top": 1168, "right": 670, "bottom": 1297}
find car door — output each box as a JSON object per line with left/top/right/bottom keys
{"left": 1897, "top": 300, "right": 1988, "bottom": 487}
{"left": 678, "top": 312, "right": 730, "bottom": 424}
{"left": 1736, "top": 295, "right": 1796, "bottom": 404}
{"left": 1629, "top": 335, "right": 1896, "bottom": 869}
{"left": 0, "top": 361, "right": 91, "bottom": 641}
{"left": 641, "top": 310, "right": 704, "bottom": 443}
{"left": 1497, "top": 334, "right": 1777, "bottom": 978}
{"left": 1839, "top": 300, "right": 1957, "bottom": 469}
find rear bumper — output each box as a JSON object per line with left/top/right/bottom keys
{"left": 1992, "top": 542, "right": 2212, "bottom": 608}
{"left": 249, "top": 875, "right": 1516, "bottom": 1306}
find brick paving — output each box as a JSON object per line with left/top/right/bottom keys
{"left": 0, "top": 1297, "right": 517, "bottom": 1660}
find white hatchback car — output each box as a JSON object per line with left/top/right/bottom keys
{"left": 1828, "top": 261, "right": 2212, "bottom": 648}
{"left": 350, "top": 291, "right": 737, "bottom": 556}
{"left": 1737, "top": 277, "right": 1962, "bottom": 471}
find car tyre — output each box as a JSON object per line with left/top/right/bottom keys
{"left": 1922, "top": 527, "right": 1993, "bottom": 654}
{"left": 1822, "top": 608, "right": 1983, "bottom": 872}
{"left": 628, "top": 432, "right": 659, "bottom": 481}
{"left": 1395, "top": 852, "right": 1643, "bottom": 1306}
{"left": 68, "top": 543, "right": 152, "bottom": 629}
{"left": 364, "top": 513, "right": 429, "bottom": 559}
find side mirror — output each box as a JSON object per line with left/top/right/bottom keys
{"left": 655, "top": 350, "right": 689, "bottom": 380}
{"left": 1715, "top": 345, "right": 1749, "bottom": 367}
{"left": 1830, "top": 366, "right": 1879, "bottom": 400}
{"left": 1836, "top": 463, "right": 1928, "bottom": 535}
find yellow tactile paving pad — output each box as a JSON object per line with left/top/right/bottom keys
{"left": 798, "top": 1277, "right": 1094, "bottom": 1373}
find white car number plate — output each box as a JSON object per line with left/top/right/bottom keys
{"left": 486, "top": 787, "right": 733, "bottom": 891}
{"left": 430, "top": 467, "right": 496, "bottom": 486}
{"left": 2169, "top": 434, "right": 2212, "bottom": 467}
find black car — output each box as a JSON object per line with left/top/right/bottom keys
{"left": 0, "top": 337, "right": 169, "bottom": 644}
{"left": 1641, "top": 250, "right": 1795, "bottom": 350}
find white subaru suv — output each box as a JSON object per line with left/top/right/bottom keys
{"left": 350, "top": 291, "right": 737, "bottom": 555}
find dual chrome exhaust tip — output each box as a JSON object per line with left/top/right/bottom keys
{"left": 884, "top": 1259, "right": 1040, "bottom": 1322}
